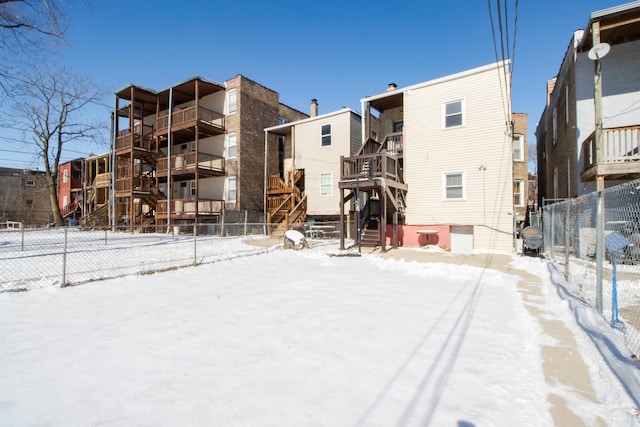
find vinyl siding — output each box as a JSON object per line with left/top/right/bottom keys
{"left": 293, "top": 110, "right": 360, "bottom": 216}
{"left": 403, "top": 63, "right": 513, "bottom": 251}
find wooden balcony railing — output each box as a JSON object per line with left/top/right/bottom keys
{"left": 583, "top": 126, "right": 640, "bottom": 171}
{"left": 340, "top": 150, "right": 401, "bottom": 182}
{"left": 156, "top": 105, "right": 224, "bottom": 131}
{"left": 156, "top": 152, "right": 224, "bottom": 175}
{"left": 93, "top": 173, "right": 110, "bottom": 188}
{"left": 115, "top": 177, "right": 155, "bottom": 193}
{"left": 115, "top": 129, "right": 157, "bottom": 152}
{"left": 383, "top": 132, "right": 403, "bottom": 156}
{"left": 156, "top": 198, "right": 224, "bottom": 216}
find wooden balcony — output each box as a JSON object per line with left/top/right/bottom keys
{"left": 156, "top": 198, "right": 224, "bottom": 218}
{"left": 93, "top": 173, "right": 110, "bottom": 188}
{"left": 115, "top": 125, "right": 156, "bottom": 153}
{"left": 115, "top": 176, "right": 155, "bottom": 196}
{"left": 339, "top": 150, "right": 404, "bottom": 186}
{"left": 581, "top": 126, "right": 640, "bottom": 181}
{"left": 156, "top": 152, "right": 225, "bottom": 178}
{"left": 155, "top": 105, "right": 225, "bottom": 139}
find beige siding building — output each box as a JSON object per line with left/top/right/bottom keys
{"left": 265, "top": 106, "right": 361, "bottom": 225}
{"left": 339, "top": 61, "right": 513, "bottom": 253}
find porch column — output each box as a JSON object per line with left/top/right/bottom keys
{"left": 339, "top": 187, "right": 345, "bottom": 250}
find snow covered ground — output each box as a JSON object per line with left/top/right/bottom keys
{"left": 1, "top": 239, "right": 640, "bottom": 426}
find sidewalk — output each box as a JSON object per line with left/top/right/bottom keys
{"left": 377, "top": 248, "right": 608, "bottom": 427}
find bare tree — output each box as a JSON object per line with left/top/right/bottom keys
{"left": 0, "top": 0, "right": 70, "bottom": 92}
{"left": 11, "top": 63, "right": 106, "bottom": 226}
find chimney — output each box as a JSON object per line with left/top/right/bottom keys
{"left": 310, "top": 99, "right": 318, "bottom": 117}
{"left": 387, "top": 83, "right": 397, "bottom": 92}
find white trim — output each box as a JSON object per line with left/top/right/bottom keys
{"left": 321, "top": 123, "right": 332, "bottom": 147}
{"left": 225, "top": 89, "right": 237, "bottom": 115}
{"left": 361, "top": 60, "right": 510, "bottom": 105}
{"left": 320, "top": 172, "right": 332, "bottom": 196}
{"left": 514, "top": 179, "right": 524, "bottom": 207}
{"left": 442, "top": 171, "right": 466, "bottom": 201}
{"left": 513, "top": 134, "right": 524, "bottom": 161}
{"left": 225, "top": 176, "right": 237, "bottom": 203}
{"left": 442, "top": 99, "right": 465, "bottom": 129}
{"left": 225, "top": 133, "right": 237, "bottom": 159}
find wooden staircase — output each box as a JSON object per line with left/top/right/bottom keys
{"left": 266, "top": 169, "right": 307, "bottom": 233}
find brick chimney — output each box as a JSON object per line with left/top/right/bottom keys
{"left": 310, "top": 99, "right": 318, "bottom": 117}
{"left": 387, "top": 83, "right": 397, "bottom": 92}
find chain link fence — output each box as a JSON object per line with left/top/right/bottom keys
{"left": 542, "top": 179, "right": 640, "bottom": 358}
{"left": 0, "top": 221, "right": 341, "bottom": 293}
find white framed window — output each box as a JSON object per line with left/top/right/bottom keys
{"left": 25, "top": 180, "right": 35, "bottom": 187}
{"left": 321, "top": 124, "right": 331, "bottom": 147}
{"left": 514, "top": 180, "right": 524, "bottom": 207}
{"left": 226, "top": 89, "right": 237, "bottom": 115}
{"left": 442, "top": 172, "right": 465, "bottom": 200}
{"left": 63, "top": 169, "right": 68, "bottom": 184}
{"left": 320, "top": 172, "right": 332, "bottom": 196}
{"left": 513, "top": 134, "right": 524, "bottom": 161}
{"left": 190, "top": 180, "right": 196, "bottom": 197}
{"left": 225, "top": 176, "right": 237, "bottom": 203}
{"left": 63, "top": 195, "right": 68, "bottom": 208}
{"left": 443, "top": 99, "right": 464, "bottom": 128}
{"left": 552, "top": 107, "right": 557, "bottom": 146}
{"left": 226, "top": 133, "right": 237, "bottom": 158}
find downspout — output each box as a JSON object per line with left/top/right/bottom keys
{"left": 109, "top": 109, "right": 115, "bottom": 229}
{"left": 263, "top": 130, "right": 268, "bottom": 236}
{"left": 361, "top": 99, "right": 366, "bottom": 145}
{"left": 167, "top": 87, "right": 173, "bottom": 230}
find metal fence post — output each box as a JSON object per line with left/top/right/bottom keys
{"left": 596, "top": 189, "right": 604, "bottom": 313}
{"left": 193, "top": 222, "right": 197, "bottom": 266}
{"left": 565, "top": 200, "right": 571, "bottom": 280}
{"left": 21, "top": 223, "right": 25, "bottom": 251}
{"left": 244, "top": 210, "right": 248, "bottom": 236}
{"left": 62, "top": 227, "right": 68, "bottom": 287}
{"left": 550, "top": 203, "right": 555, "bottom": 260}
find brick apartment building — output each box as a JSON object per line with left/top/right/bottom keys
{"left": 113, "top": 75, "right": 306, "bottom": 228}
{"left": 0, "top": 167, "right": 53, "bottom": 225}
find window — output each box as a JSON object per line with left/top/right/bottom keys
{"left": 25, "top": 180, "right": 35, "bottom": 187}
{"left": 226, "top": 177, "right": 237, "bottom": 202}
{"left": 443, "top": 172, "right": 465, "bottom": 200}
{"left": 190, "top": 180, "right": 196, "bottom": 197}
{"left": 226, "top": 89, "right": 237, "bottom": 115}
{"left": 226, "top": 133, "right": 237, "bottom": 158}
{"left": 552, "top": 107, "right": 557, "bottom": 146}
{"left": 443, "top": 100, "right": 464, "bottom": 128}
{"left": 321, "top": 124, "right": 331, "bottom": 147}
{"left": 513, "top": 134, "right": 524, "bottom": 161}
{"left": 63, "top": 195, "right": 68, "bottom": 208}
{"left": 320, "top": 172, "right": 332, "bottom": 196}
{"left": 25, "top": 199, "right": 33, "bottom": 206}
{"left": 63, "top": 169, "right": 68, "bottom": 183}
{"left": 514, "top": 180, "right": 524, "bottom": 207}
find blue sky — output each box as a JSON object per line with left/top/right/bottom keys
{"left": 0, "top": 0, "right": 629, "bottom": 169}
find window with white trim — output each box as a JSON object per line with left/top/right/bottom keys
{"left": 443, "top": 172, "right": 465, "bottom": 200}
{"left": 226, "top": 176, "right": 237, "bottom": 202}
{"left": 514, "top": 180, "right": 524, "bottom": 207}
{"left": 320, "top": 172, "right": 332, "bottom": 196}
{"left": 226, "top": 133, "right": 237, "bottom": 158}
{"left": 63, "top": 195, "right": 68, "bottom": 208}
{"left": 190, "top": 180, "right": 196, "bottom": 197}
{"left": 443, "top": 100, "right": 464, "bottom": 128}
{"left": 226, "top": 89, "right": 237, "bottom": 115}
{"left": 25, "top": 180, "right": 35, "bottom": 187}
{"left": 321, "top": 124, "right": 331, "bottom": 147}
{"left": 63, "top": 169, "right": 68, "bottom": 183}
{"left": 513, "top": 134, "right": 524, "bottom": 161}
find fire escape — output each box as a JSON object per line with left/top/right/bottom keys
{"left": 266, "top": 169, "right": 307, "bottom": 233}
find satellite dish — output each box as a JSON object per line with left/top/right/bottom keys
{"left": 588, "top": 42, "right": 611, "bottom": 60}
